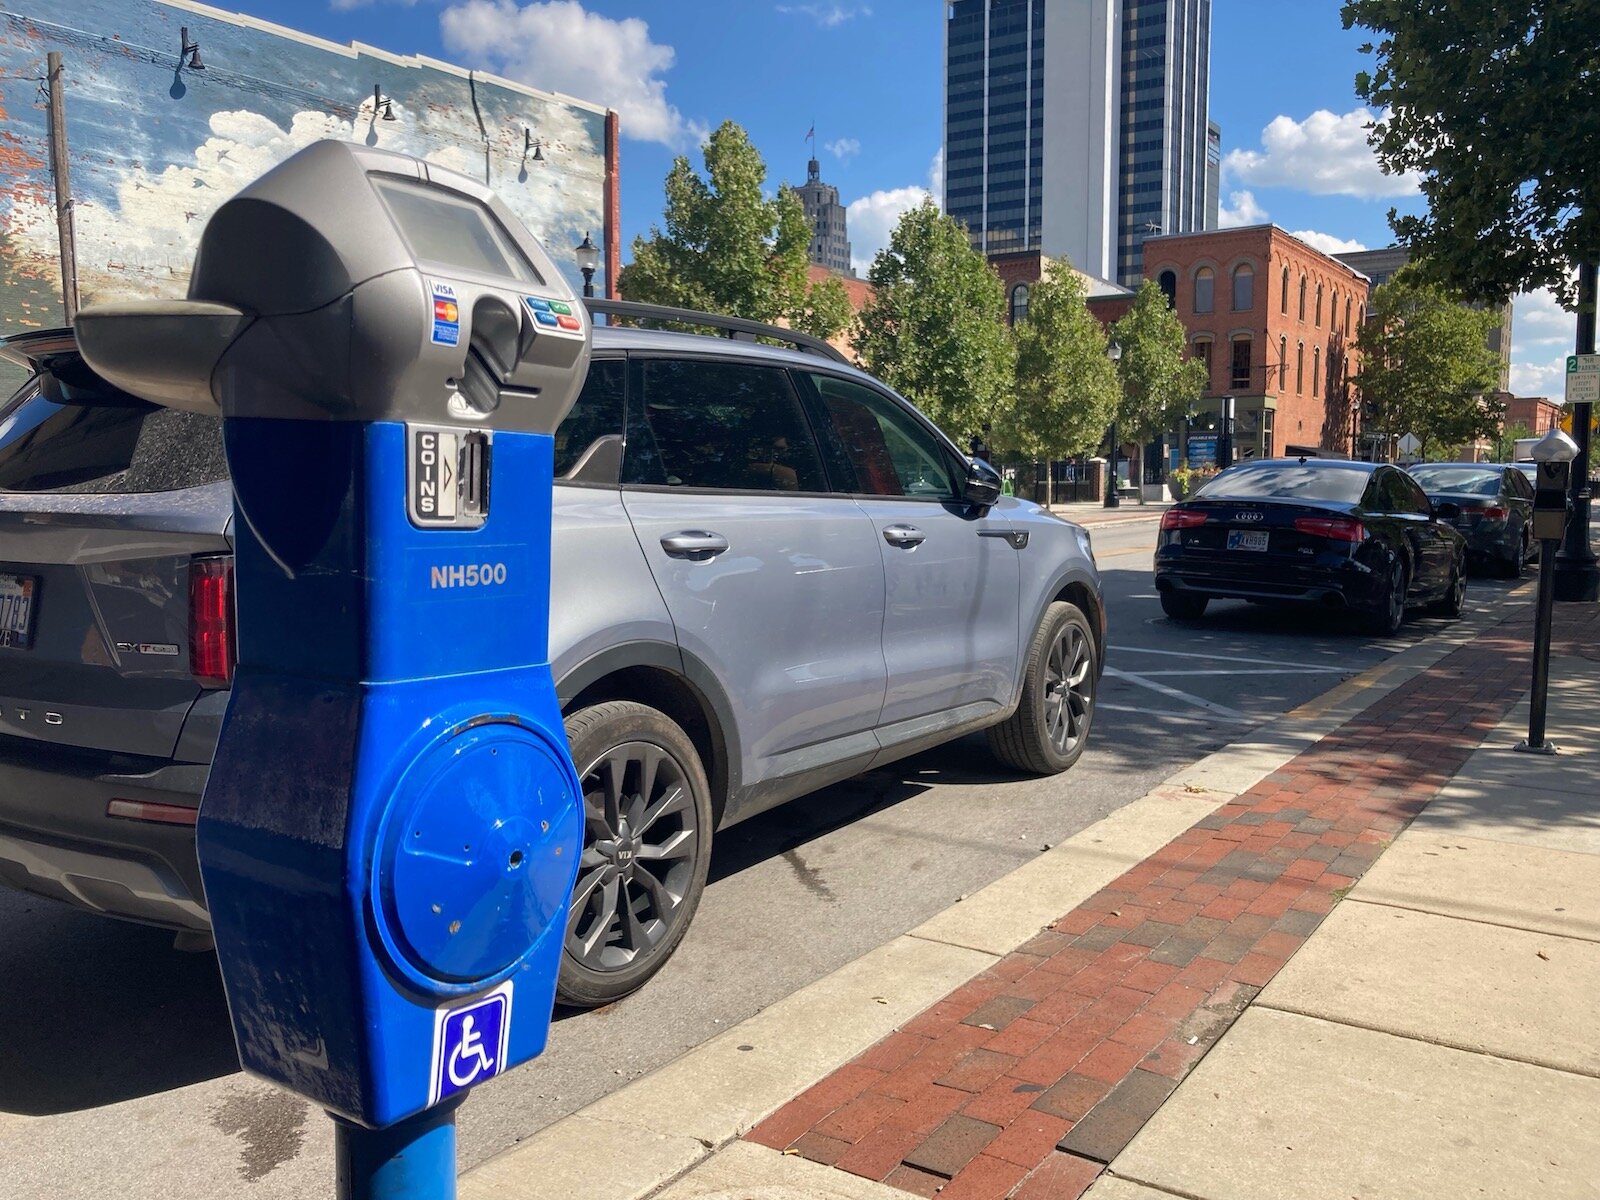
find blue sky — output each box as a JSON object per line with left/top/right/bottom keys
{"left": 221, "top": 0, "right": 1572, "bottom": 397}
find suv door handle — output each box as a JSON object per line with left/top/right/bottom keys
{"left": 883, "top": 524, "right": 926, "bottom": 548}
{"left": 660, "top": 530, "right": 730, "bottom": 559}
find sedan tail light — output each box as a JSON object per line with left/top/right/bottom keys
{"left": 1480, "top": 506, "right": 1508, "bottom": 521}
{"left": 1161, "top": 508, "right": 1209, "bottom": 531}
{"left": 1293, "top": 515, "right": 1366, "bottom": 543}
{"left": 189, "top": 555, "right": 236, "bottom": 689}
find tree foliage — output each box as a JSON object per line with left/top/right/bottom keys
{"left": 997, "top": 261, "right": 1119, "bottom": 463}
{"left": 1491, "top": 421, "right": 1535, "bottom": 463}
{"left": 1110, "top": 282, "right": 1209, "bottom": 446}
{"left": 618, "top": 121, "right": 850, "bottom": 338}
{"left": 1353, "top": 269, "right": 1506, "bottom": 459}
{"left": 1343, "top": 0, "right": 1600, "bottom": 306}
{"left": 852, "top": 199, "right": 1015, "bottom": 439}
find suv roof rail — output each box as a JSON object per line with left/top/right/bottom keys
{"left": 582, "top": 298, "right": 850, "bottom": 365}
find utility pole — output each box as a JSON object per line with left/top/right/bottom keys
{"left": 45, "top": 51, "right": 79, "bottom": 323}
{"left": 1553, "top": 261, "right": 1599, "bottom": 602}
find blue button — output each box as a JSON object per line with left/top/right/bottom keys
{"left": 524, "top": 297, "right": 551, "bottom": 312}
{"left": 534, "top": 311, "right": 559, "bottom": 327}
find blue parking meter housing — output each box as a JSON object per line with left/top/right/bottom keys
{"left": 72, "top": 141, "right": 589, "bottom": 1128}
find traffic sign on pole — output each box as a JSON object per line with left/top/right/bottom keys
{"left": 1565, "top": 354, "right": 1600, "bottom": 405}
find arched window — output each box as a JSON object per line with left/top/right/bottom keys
{"left": 1315, "top": 283, "right": 1324, "bottom": 327}
{"left": 1158, "top": 270, "right": 1178, "bottom": 308}
{"left": 1296, "top": 342, "right": 1305, "bottom": 393}
{"left": 1009, "top": 283, "right": 1030, "bottom": 326}
{"left": 1232, "top": 263, "right": 1254, "bottom": 311}
{"left": 1313, "top": 346, "right": 1321, "bottom": 396}
{"left": 1331, "top": 289, "right": 1339, "bottom": 332}
{"left": 1194, "top": 267, "right": 1214, "bottom": 314}
{"left": 1279, "top": 335, "right": 1288, "bottom": 389}
{"left": 1280, "top": 265, "right": 1290, "bottom": 314}
{"left": 1299, "top": 275, "right": 1307, "bottom": 321}
{"left": 1346, "top": 296, "right": 1353, "bottom": 330}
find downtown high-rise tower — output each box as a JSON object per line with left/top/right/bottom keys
{"left": 943, "top": 0, "right": 1215, "bottom": 286}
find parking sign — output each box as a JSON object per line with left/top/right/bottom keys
{"left": 1566, "top": 354, "right": 1600, "bottom": 405}
{"left": 429, "top": 982, "right": 513, "bottom": 1106}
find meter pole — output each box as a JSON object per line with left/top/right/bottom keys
{"left": 335, "top": 1101, "right": 462, "bottom": 1200}
{"left": 1521, "top": 535, "right": 1560, "bottom": 753}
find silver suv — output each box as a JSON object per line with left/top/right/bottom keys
{"left": 0, "top": 303, "right": 1104, "bottom": 1006}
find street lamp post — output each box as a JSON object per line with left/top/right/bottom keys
{"left": 1553, "top": 261, "right": 1600, "bottom": 601}
{"left": 574, "top": 231, "right": 600, "bottom": 299}
{"left": 1104, "top": 340, "right": 1123, "bottom": 509}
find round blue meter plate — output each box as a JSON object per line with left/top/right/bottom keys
{"left": 381, "top": 723, "right": 580, "bottom": 985}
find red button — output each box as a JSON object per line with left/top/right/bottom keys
{"left": 556, "top": 314, "right": 580, "bottom": 330}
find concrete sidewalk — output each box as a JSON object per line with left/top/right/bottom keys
{"left": 1042, "top": 501, "right": 1171, "bottom": 528}
{"left": 456, "top": 587, "right": 1589, "bottom": 1200}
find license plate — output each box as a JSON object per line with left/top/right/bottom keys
{"left": 0, "top": 574, "right": 38, "bottom": 650}
{"left": 1227, "top": 530, "right": 1270, "bottom": 552}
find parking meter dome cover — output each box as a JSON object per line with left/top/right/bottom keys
{"left": 1531, "top": 428, "right": 1580, "bottom": 462}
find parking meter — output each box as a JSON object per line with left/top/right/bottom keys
{"left": 1533, "top": 461, "right": 1572, "bottom": 542}
{"left": 71, "top": 141, "right": 589, "bottom": 1152}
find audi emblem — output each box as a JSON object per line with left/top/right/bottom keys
{"left": 1234, "top": 511, "right": 1264, "bottom": 523}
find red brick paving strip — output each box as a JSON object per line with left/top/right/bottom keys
{"left": 747, "top": 605, "right": 1598, "bottom": 1198}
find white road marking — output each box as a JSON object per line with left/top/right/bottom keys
{"left": 1130, "top": 668, "right": 1353, "bottom": 677}
{"left": 1108, "top": 644, "right": 1352, "bottom": 670}
{"left": 1096, "top": 702, "right": 1258, "bottom": 726}
{"left": 1103, "top": 666, "right": 1251, "bottom": 722}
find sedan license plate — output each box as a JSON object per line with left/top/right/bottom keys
{"left": 0, "top": 574, "right": 38, "bottom": 650}
{"left": 1227, "top": 530, "right": 1270, "bottom": 552}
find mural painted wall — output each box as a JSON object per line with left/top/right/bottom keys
{"left": 0, "top": 0, "right": 612, "bottom": 347}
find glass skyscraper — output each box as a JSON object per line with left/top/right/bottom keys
{"left": 943, "top": 0, "right": 1214, "bottom": 286}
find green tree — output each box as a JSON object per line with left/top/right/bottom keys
{"left": 618, "top": 121, "right": 850, "bottom": 338}
{"left": 1110, "top": 281, "right": 1209, "bottom": 450}
{"left": 996, "top": 260, "right": 1119, "bottom": 502}
{"left": 852, "top": 199, "right": 1015, "bottom": 439}
{"left": 1354, "top": 270, "right": 1505, "bottom": 460}
{"left": 1342, "top": 0, "right": 1600, "bottom": 307}
{"left": 1491, "top": 421, "right": 1535, "bottom": 463}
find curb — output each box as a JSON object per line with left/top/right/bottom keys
{"left": 459, "top": 589, "right": 1529, "bottom": 1200}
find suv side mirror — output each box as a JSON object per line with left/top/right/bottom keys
{"left": 964, "top": 457, "right": 1002, "bottom": 509}
{"left": 1433, "top": 501, "right": 1461, "bottom": 521}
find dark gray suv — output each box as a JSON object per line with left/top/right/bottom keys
{"left": 0, "top": 305, "right": 1105, "bottom": 1006}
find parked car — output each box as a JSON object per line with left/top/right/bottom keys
{"left": 1406, "top": 462, "right": 1535, "bottom": 577}
{"left": 0, "top": 305, "right": 1105, "bottom": 1006}
{"left": 1153, "top": 458, "right": 1467, "bottom": 635}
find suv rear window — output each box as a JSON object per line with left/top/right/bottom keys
{"left": 0, "top": 381, "right": 227, "bottom": 495}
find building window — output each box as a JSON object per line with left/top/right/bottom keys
{"left": 1194, "top": 267, "right": 1214, "bottom": 313}
{"left": 1315, "top": 283, "right": 1324, "bottom": 327}
{"left": 1158, "top": 270, "right": 1177, "bottom": 308}
{"left": 1346, "top": 296, "right": 1353, "bottom": 331}
{"left": 1232, "top": 263, "right": 1254, "bottom": 311}
{"left": 1278, "top": 335, "right": 1288, "bottom": 389}
{"left": 1299, "top": 275, "right": 1307, "bottom": 321}
{"left": 1296, "top": 342, "right": 1305, "bottom": 393}
{"left": 1313, "top": 346, "right": 1321, "bottom": 396}
{"left": 1280, "top": 265, "right": 1289, "bottom": 314}
{"left": 1230, "top": 337, "right": 1252, "bottom": 390}
{"left": 1331, "top": 289, "right": 1339, "bottom": 333}
{"left": 1194, "top": 338, "right": 1213, "bottom": 387}
{"left": 1009, "top": 283, "right": 1030, "bottom": 326}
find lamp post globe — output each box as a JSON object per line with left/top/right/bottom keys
{"left": 574, "top": 232, "right": 600, "bottom": 299}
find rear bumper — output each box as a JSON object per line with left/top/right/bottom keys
{"left": 0, "top": 736, "right": 208, "bottom": 931}
{"left": 1154, "top": 552, "right": 1383, "bottom": 609}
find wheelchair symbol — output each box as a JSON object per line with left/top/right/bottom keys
{"left": 430, "top": 983, "right": 513, "bottom": 1105}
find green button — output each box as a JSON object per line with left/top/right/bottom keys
{"left": 549, "top": 301, "right": 572, "bottom": 315}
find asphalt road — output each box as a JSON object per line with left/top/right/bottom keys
{"left": 0, "top": 515, "right": 1537, "bottom": 1200}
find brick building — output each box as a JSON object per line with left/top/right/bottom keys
{"left": 988, "top": 250, "right": 1133, "bottom": 326}
{"left": 1140, "top": 225, "right": 1371, "bottom": 466}
{"left": 1503, "top": 394, "right": 1562, "bottom": 436}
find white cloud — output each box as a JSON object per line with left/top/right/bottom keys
{"left": 1511, "top": 284, "right": 1575, "bottom": 397}
{"left": 824, "top": 137, "right": 860, "bottom": 162}
{"left": 776, "top": 3, "right": 871, "bottom": 27}
{"left": 1223, "top": 107, "right": 1421, "bottom": 199}
{"left": 846, "top": 185, "right": 929, "bottom": 276}
{"left": 928, "top": 146, "right": 944, "bottom": 203}
{"left": 1289, "top": 230, "right": 1367, "bottom": 255}
{"left": 1217, "top": 189, "right": 1267, "bottom": 228}
{"left": 440, "top": 1, "right": 702, "bottom": 147}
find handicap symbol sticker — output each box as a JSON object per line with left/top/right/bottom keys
{"left": 428, "top": 981, "right": 513, "bottom": 1105}
{"left": 430, "top": 281, "right": 461, "bottom": 347}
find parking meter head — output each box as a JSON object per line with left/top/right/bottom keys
{"left": 1531, "top": 428, "right": 1580, "bottom": 463}
{"left": 75, "top": 140, "right": 591, "bottom": 1129}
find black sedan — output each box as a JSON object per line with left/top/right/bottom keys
{"left": 1407, "top": 462, "right": 1535, "bottom": 577}
{"left": 1154, "top": 459, "right": 1467, "bottom": 635}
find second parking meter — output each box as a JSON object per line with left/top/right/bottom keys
{"left": 1533, "top": 459, "right": 1573, "bottom": 542}
{"left": 72, "top": 141, "right": 589, "bottom": 1154}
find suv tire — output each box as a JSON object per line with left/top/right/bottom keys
{"left": 558, "top": 701, "right": 714, "bottom": 1008}
{"left": 988, "top": 601, "right": 1097, "bottom": 775}
{"left": 1159, "top": 591, "right": 1208, "bottom": 621}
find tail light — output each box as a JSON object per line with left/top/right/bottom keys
{"left": 1481, "top": 506, "right": 1508, "bottom": 521}
{"left": 1161, "top": 508, "right": 1209, "bottom": 531}
{"left": 1294, "top": 515, "right": 1366, "bottom": 543}
{"left": 189, "top": 555, "right": 236, "bottom": 689}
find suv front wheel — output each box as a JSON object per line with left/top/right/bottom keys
{"left": 988, "top": 601, "right": 1098, "bottom": 775}
{"left": 557, "top": 701, "right": 714, "bottom": 1008}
